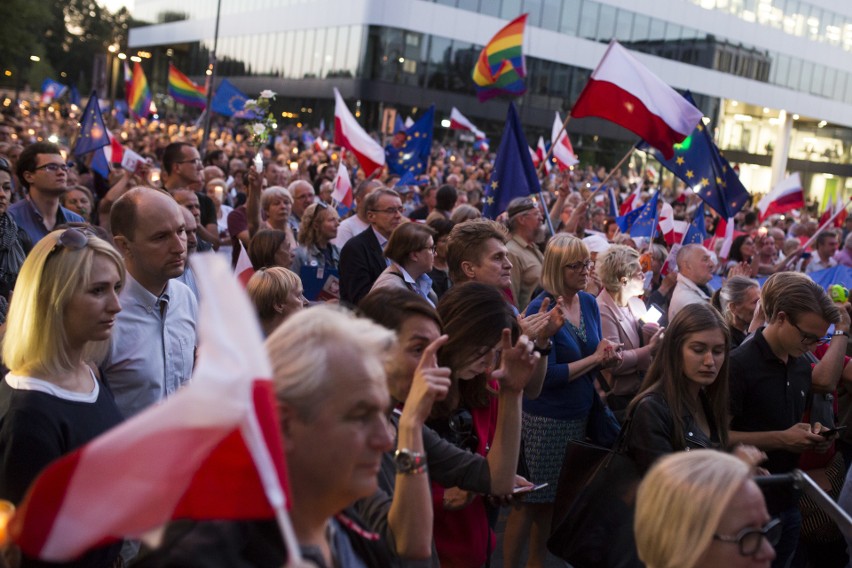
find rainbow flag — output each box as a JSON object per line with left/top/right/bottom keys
{"left": 127, "top": 62, "right": 152, "bottom": 120}
{"left": 472, "top": 14, "right": 528, "bottom": 102}
{"left": 168, "top": 63, "right": 207, "bottom": 108}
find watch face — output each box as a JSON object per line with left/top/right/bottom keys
{"left": 396, "top": 451, "right": 413, "bottom": 470}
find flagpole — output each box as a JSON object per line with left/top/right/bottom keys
{"left": 780, "top": 197, "right": 851, "bottom": 269}
{"left": 537, "top": 113, "right": 571, "bottom": 177}
{"left": 583, "top": 145, "right": 635, "bottom": 205}
{"left": 199, "top": 0, "right": 222, "bottom": 159}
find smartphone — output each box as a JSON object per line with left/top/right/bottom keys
{"left": 819, "top": 426, "right": 847, "bottom": 438}
{"left": 513, "top": 482, "right": 549, "bottom": 494}
{"left": 801, "top": 251, "right": 812, "bottom": 260}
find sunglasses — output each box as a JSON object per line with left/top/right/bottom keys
{"left": 47, "top": 227, "right": 92, "bottom": 258}
{"left": 713, "top": 518, "right": 782, "bottom": 557}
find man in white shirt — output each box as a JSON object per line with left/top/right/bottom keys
{"left": 805, "top": 230, "right": 839, "bottom": 273}
{"left": 668, "top": 244, "right": 715, "bottom": 322}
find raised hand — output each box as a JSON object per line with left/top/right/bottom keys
{"left": 492, "top": 329, "right": 540, "bottom": 393}
{"left": 402, "top": 335, "right": 452, "bottom": 426}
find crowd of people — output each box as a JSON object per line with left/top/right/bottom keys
{"left": 0, "top": 97, "right": 850, "bottom": 568}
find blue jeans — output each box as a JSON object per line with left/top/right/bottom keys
{"left": 773, "top": 507, "right": 802, "bottom": 568}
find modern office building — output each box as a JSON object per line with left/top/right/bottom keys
{"left": 128, "top": 0, "right": 852, "bottom": 202}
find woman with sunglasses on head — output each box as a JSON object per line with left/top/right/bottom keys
{"left": 0, "top": 227, "right": 125, "bottom": 567}
{"left": 292, "top": 201, "right": 341, "bottom": 273}
{"left": 0, "top": 156, "right": 28, "bottom": 309}
{"left": 504, "top": 234, "right": 621, "bottom": 568}
{"left": 635, "top": 449, "right": 777, "bottom": 568}
{"left": 427, "top": 281, "right": 539, "bottom": 568}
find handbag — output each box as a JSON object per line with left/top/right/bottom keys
{"left": 587, "top": 380, "right": 622, "bottom": 449}
{"left": 547, "top": 414, "right": 644, "bottom": 568}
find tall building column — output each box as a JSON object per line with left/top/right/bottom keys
{"left": 769, "top": 110, "right": 793, "bottom": 189}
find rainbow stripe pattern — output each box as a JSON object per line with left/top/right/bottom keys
{"left": 127, "top": 62, "right": 152, "bottom": 119}
{"left": 168, "top": 64, "right": 207, "bottom": 108}
{"left": 472, "top": 14, "right": 528, "bottom": 102}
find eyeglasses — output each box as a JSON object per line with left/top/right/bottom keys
{"left": 789, "top": 319, "right": 829, "bottom": 346}
{"left": 421, "top": 245, "right": 437, "bottom": 254}
{"left": 565, "top": 259, "right": 595, "bottom": 272}
{"left": 35, "top": 163, "right": 69, "bottom": 173}
{"left": 713, "top": 518, "right": 782, "bottom": 557}
{"left": 47, "top": 227, "right": 91, "bottom": 258}
{"left": 370, "top": 206, "right": 405, "bottom": 215}
{"left": 177, "top": 158, "right": 203, "bottom": 166}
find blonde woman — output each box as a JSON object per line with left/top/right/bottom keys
{"left": 246, "top": 266, "right": 307, "bottom": 337}
{"left": 292, "top": 202, "right": 341, "bottom": 271}
{"left": 635, "top": 450, "right": 777, "bottom": 568}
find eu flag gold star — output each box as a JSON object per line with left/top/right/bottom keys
{"left": 491, "top": 180, "right": 498, "bottom": 190}
{"left": 676, "top": 157, "right": 685, "bottom": 166}
{"left": 685, "top": 170, "right": 694, "bottom": 179}
{"left": 486, "top": 196, "right": 494, "bottom": 205}
{"left": 700, "top": 177, "right": 710, "bottom": 186}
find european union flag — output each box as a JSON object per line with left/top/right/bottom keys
{"left": 89, "top": 148, "right": 110, "bottom": 178}
{"left": 639, "top": 92, "right": 749, "bottom": 219}
{"left": 397, "top": 171, "right": 428, "bottom": 187}
{"left": 607, "top": 186, "right": 619, "bottom": 219}
{"left": 628, "top": 191, "right": 660, "bottom": 238}
{"left": 616, "top": 205, "right": 643, "bottom": 233}
{"left": 483, "top": 103, "right": 541, "bottom": 219}
{"left": 682, "top": 201, "right": 708, "bottom": 245}
{"left": 73, "top": 92, "right": 109, "bottom": 157}
{"left": 385, "top": 106, "right": 434, "bottom": 177}
{"left": 69, "top": 86, "right": 81, "bottom": 107}
{"left": 394, "top": 114, "right": 406, "bottom": 135}
{"left": 211, "top": 79, "right": 251, "bottom": 118}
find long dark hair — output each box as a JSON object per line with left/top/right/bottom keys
{"left": 628, "top": 302, "right": 731, "bottom": 448}
{"left": 433, "top": 282, "right": 517, "bottom": 417}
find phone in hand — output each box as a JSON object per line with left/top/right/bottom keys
{"left": 513, "top": 482, "right": 549, "bottom": 494}
{"left": 819, "top": 425, "right": 847, "bottom": 438}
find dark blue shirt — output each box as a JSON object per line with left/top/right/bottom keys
{"left": 8, "top": 198, "right": 85, "bottom": 245}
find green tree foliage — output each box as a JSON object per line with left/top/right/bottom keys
{"left": 0, "top": 0, "right": 53, "bottom": 73}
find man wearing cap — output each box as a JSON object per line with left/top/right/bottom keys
{"left": 506, "top": 197, "right": 545, "bottom": 312}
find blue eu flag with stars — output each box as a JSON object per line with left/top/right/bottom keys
{"left": 73, "top": 92, "right": 109, "bottom": 157}
{"left": 211, "top": 79, "right": 255, "bottom": 118}
{"left": 386, "top": 106, "right": 434, "bottom": 177}
{"left": 682, "top": 201, "right": 708, "bottom": 245}
{"left": 483, "top": 103, "right": 541, "bottom": 219}
{"left": 628, "top": 191, "right": 660, "bottom": 238}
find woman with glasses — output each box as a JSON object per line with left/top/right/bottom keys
{"left": 371, "top": 223, "right": 439, "bottom": 307}
{"left": 0, "top": 228, "right": 125, "bottom": 566}
{"left": 0, "top": 156, "right": 28, "bottom": 308}
{"left": 504, "top": 234, "right": 622, "bottom": 568}
{"left": 596, "top": 245, "right": 664, "bottom": 420}
{"left": 427, "top": 281, "right": 538, "bottom": 568}
{"left": 635, "top": 449, "right": 777, "bottom": 568}
{"left": 292, "top": 201, "right": 341, "bottom": 273}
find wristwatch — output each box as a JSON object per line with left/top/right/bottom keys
{"left": 533, "top": 338, "right": 553, "bottom": 356}
{"left": 833, "top": 330, "right": 850, "bottom": 339}
{"left": 393, "top": 448, "right": 427, "bottom": 475}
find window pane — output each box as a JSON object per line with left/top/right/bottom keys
{"left": 291, "top": 30, "right": 304, "bottom": 79}
{"left": 500, "top": 0, "right": 521, "bottom": 19}
{"left": 798, "top": 60, "right": 813, "bottom": 92}
{"left": 579, "top": 1, "right": 600, "bottom": 41}
{"left": 346, "top": 25, "right": 364, "bottom": 77}
{"left": 524, "top": 0, "right": 543, "bottom": 27}
{"left": 596, "top": 4, "right": 616, "bottom": 42}
{"left": 541, "top": 0, "right": 560, "bottom": 32}
{"left": 282, "top": 31, "right": 295, "bottom": 78}
{"left": 559, "top": 0, "right": 580, "bottom": 35}
{"left": 614, "top": 9, "right": 633, "bottom": 41}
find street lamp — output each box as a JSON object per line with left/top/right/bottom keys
{"left": 107, "top": 43, "right": 122, "bottom": 115}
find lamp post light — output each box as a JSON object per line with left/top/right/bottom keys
{"left": 108, "top": 43, "right": 121, "bottom": 113}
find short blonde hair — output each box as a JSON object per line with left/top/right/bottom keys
{"left": 3, "top": 229, "right": 126, "bottom": 377}
{"left": 247, "top": 266, "right": 302, "bottom": 323}
{"left": 596, "top": 245, "right": 641, "bottom": 293}
{"left": 266, "top": 306, "right": 395, "bottom": 421}
{"left": 540, "top": 234, "right": 589, "bottom": 297}
{"left": 261, "top": 186, "right": 293, "bottom": 213}
{"left": 635, "top": 450, "right": 751, "bottom": 568}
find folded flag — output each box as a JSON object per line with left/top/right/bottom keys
{"left": 73, "top": 93, "right": 109, "bottom": 157}
{"left": 758, "top": 172, "right": 805, "bottom": 221}
{"left": 333, "top": 88, "right": 385, "bottom": 177}
{"left": 472, "top": 14, "right": 528, "bottom": 102}
{"left": 571, "top": 41, "right": 702, "bottom": 159}
{"left": 552, "top": 112, "right": 578, "bottom": 169}
{"left": 168, "top": 63, "right": 207, "bottom": 109}
{"left": 10, "top": 256, "right": 296, "bottom": 563}
{"left": 127, "top": 63, "right": 152, "bottom": 120}
{"left": 449, "top": 107, "right": 485, "bottom": 139}
{"left": 482, "top": 102, "right": 541, "bottom": 219}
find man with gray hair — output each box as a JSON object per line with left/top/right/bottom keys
{"left": 668, "top": 244, "right": 715, "bottom": 322}
{"left": 288, "top": 179, "right": 315, "bottom": 240}
{"left": 505, "top": 196, "right": 544, "bottom": 311}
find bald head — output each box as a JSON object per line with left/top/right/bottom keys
{"left": 111, "top": 187, "right": 175, "bottom": 240}
{"left": 676, "top": 244, "right": 714, "bottom": 285}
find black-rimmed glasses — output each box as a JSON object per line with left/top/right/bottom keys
{"left": 713, "top": 518, "right": 782, "bottom": 557}
{"left": 789, "top": 319, "right": 829, "bottom": 346}
{"left": 35, "top": 163, "right": 69, "bottom": 173}
{"left": 370, "top": 206, "right": 405, "bottom": 215}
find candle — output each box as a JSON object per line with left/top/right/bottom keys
{"left": 0, "top": 500, "right": 15, "bottom": 546}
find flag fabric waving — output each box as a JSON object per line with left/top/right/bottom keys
{"left": 552, "top": 112, "right": 578, "bottom": 169}
{"left": 758, "top": 173, "right": 805, "bottom": 220}
{"left": 73, "top": 94, "right": 109, "bottom": 157}
{"left": 607, "top": 186, "right": 619, "bottom": 219}
{"left": 10, "top": 256, "right": 296, "bottom": 563}
{"left": 682, "top": 201, "right": 708, "bottom": 245}
{"left": 333, "top": 88, "right": 385, "bottom": 177}
{"left": 331, "top": 160, "right": 354, "bottom": 213}
{"left": 628, "top": 191, "right": 661, "bottom": 238}
{"left": 211, "top": 79, "right": 253, "bottom": 118}
{"left": 127, "top": 63, "right": 152, "bottom": 120}
{"left": 472, "top": 14, "right": 528, "bottom": 102}
{"left": 536, "top": 136, "right": 551, "bottom": 175}
{"left": 168, "top": 64, "right": 207, "bottom": 109}
{"left": 571, "top": 41, "right": 703, "bottom": 159}
{"left": 449, "top": 107, "right": 485, "bottom": 139}
{"left": 482, "top": 103, "right": 541, "bottom": 219}
{"left": 40, "top": 79, "right": 68, "bottom": 105}
{"left": 385, "top": 106, "right": 434, "bottom": 176}
{"left": 658, "top": 201, "right": 688, "bottom": 246}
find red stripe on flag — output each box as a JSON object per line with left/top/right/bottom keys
{"left": 334, "top": 117, "right": 383, "bottom": 177}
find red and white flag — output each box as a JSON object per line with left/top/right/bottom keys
{"left": 619, "top": 187, "right": 642, "bottom": 216}
{"left": 333, "top": 88, "right": 385, "bottom": 177}
{"left": 757, "top": 172, "right": 805, "bottom": 221}
{"left": 10, "top": 256, "right": 299, "bottom": 564}
{"left": 529, "top": 145, "right": 540, "bottom": 168}
{"left": 834, "top": 197, "right": 848, "bottom": 228}
{"left": 536, "top": 136, "right": 551, "bottom": 175}
{"left": 571, "top": 41, "right": 703, "bottom": 160}
{"left": 101, "top": 132, "right": 146, "bottom": 174}
{"left": 658, "top": 201, "right": 688, "bottom": 246}
{"left": 552, "top": 112, "right": 578, "bottom": 170}
{"left": 234, "top": 241, "right": 255, "bottom": 287}
{"left": 819, "top": 193, "right": 835, "bottom": 227}
{"left": 331, "top": 160, "right": 353, "bottom": 210}
{"left": 449, "top": 107, "right": 485, "bottom": 140}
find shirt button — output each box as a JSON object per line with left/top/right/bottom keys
{"left": 688, "top": 432, "right": 694, "bottom": 436}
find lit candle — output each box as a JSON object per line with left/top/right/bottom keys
{"left": 0, "top": 500, "right": 15, "bottom": 546}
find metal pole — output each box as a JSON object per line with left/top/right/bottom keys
{"left": 200, "top": 0, "right": 222, "bottom": 158}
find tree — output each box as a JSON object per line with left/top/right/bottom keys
{"left": 0, "top": 0, "right": 53, "bottom": 86}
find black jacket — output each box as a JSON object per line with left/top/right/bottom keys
{"left": 339, "top": 226, "right": 386, "bottom": 306}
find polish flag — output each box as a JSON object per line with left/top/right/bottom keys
{"left": 10, "top": 256, "right": 300, "bottom": 564}
{"left": 234, "top": 242, "right": 255, "bottom": 287}
{"left": 571, "top": 41, "right": 703, "bottom": 160}
{"left": 102, "top": 133, "right": 146, "bottom": 173}
{"left": 834, "top": 198, "right": 848, "bottom": 228}
{"left": 619, "top": 187, "right": 642, "bottom": 216}
{"left": 333, "top": 88, "right": 385, "bottom": 177}
{"left": 658, "top": 201, "right": 688, "bottom": 246}
{"left": 449, "top": 107, "right": 486, "bottom": 140}
{"left": 757, "top": 172, "right": 805, "bottom": 221}
{"left": 331, "top": 161, "right": 353, "bottom": 210}
{"left": 536, "top": 136, "right": 551, "bottom": 175}
{"left": 819, "top": 193, "right": 835, "bottom": 227}
{"left": 529, "top": 145, "right": 540, "bottom": 167}
{"left": 552, "top": 112, "right": 578, "bottom": 170}
{"left": 313, "top": 118, "right": 327, "bottom": 153}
